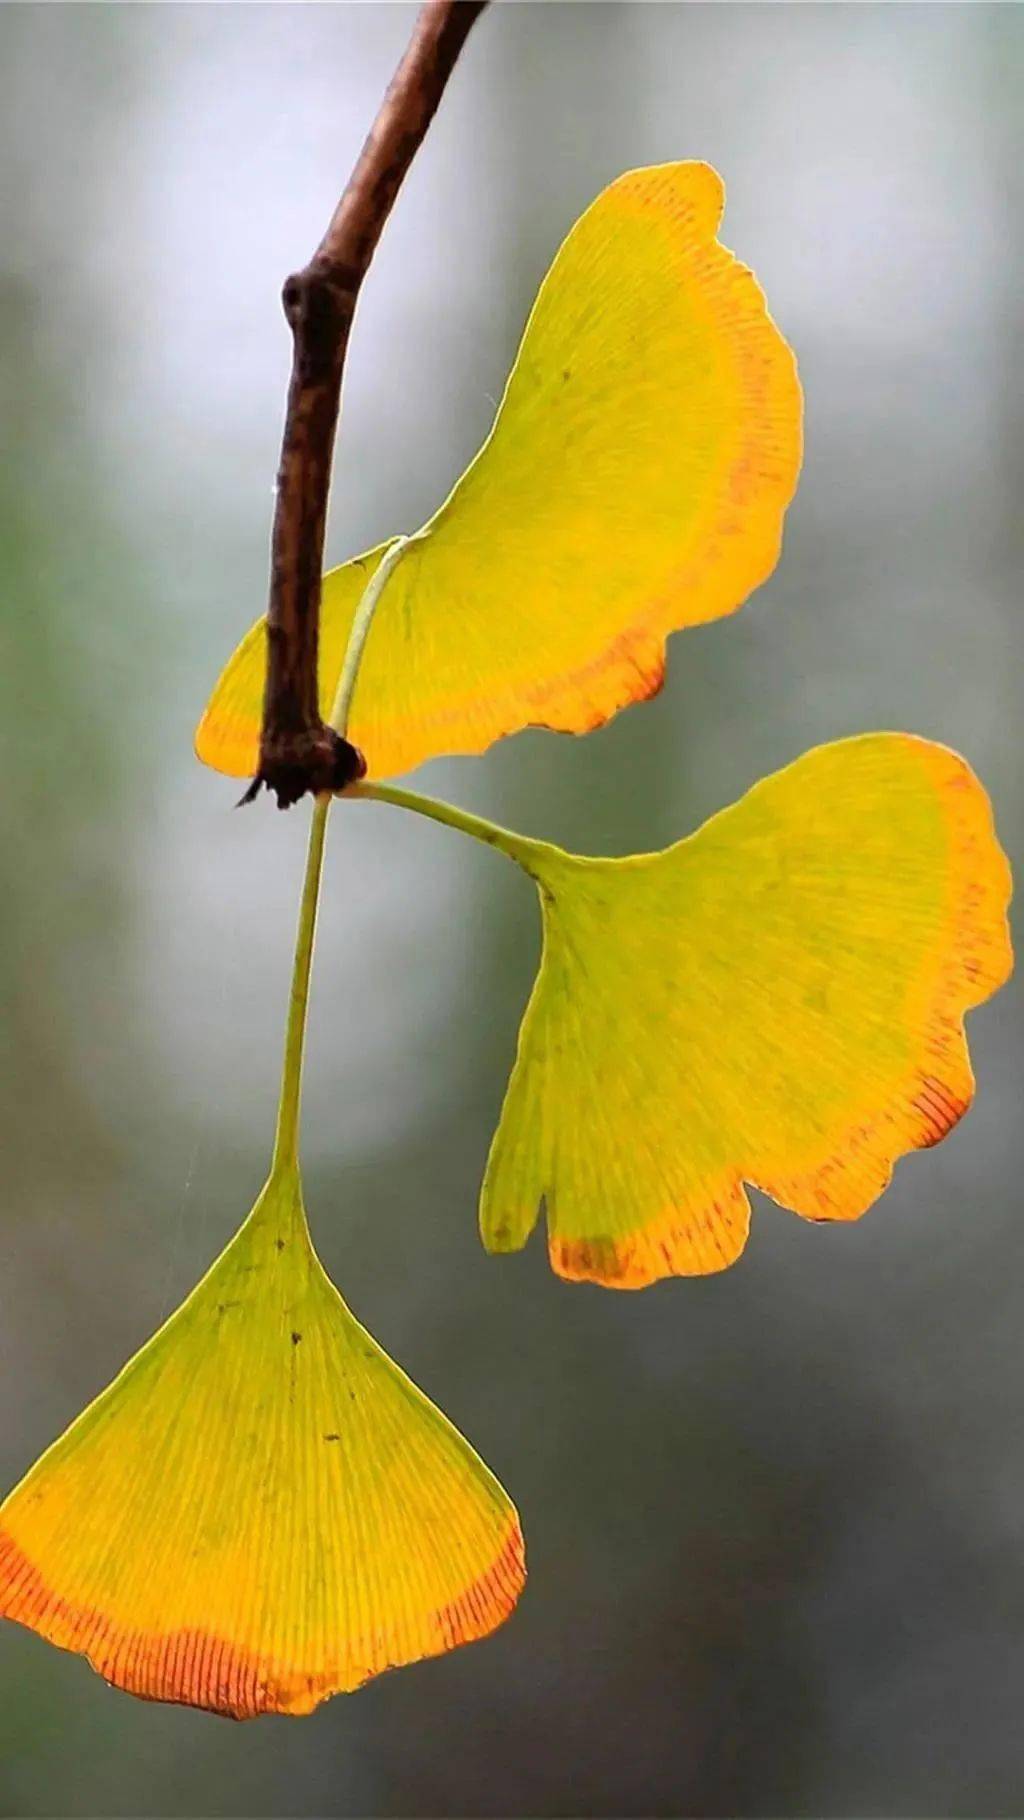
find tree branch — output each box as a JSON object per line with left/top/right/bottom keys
{"left": 246, "top": 0, "right": 488, "bottom": 809}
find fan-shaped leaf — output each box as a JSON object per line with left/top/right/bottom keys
{"left": 0, "top": 1170, "right": 524, "bottom": 1715}
{"left": 196, "top": 161, "right": 801, "bottom": 782}
{"left": 479, "top": 734, "right": 1012, "bottom": 1287}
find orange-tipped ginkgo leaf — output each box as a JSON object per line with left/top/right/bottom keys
{"left": 0, "top": 1169, "right": 524, "bottom": 1716}
{"left": 196, "top": 161, "right": 801, "bottom": 782}
{"left": 477, "top": 734, "right": 1012, "bottom": 1287}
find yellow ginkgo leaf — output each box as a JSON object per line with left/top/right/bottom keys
{"left": 0, "top": 1168, "right": 524, "bottom": 1716}
{"left": 196, "top": 161, "right": 801, "bottom": 783}
{"left": 376, "top": 734, "right": 1010, "bottom": 1288}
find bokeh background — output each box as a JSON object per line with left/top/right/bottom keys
{"left": 1, "top": 4, "right": 1021, "bottom": 1815}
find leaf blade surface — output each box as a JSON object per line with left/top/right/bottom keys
{"left": 196, "top": 162, "right": 802, "bottom": 781}
{"left": 0, "top": 1174, "right": 524, "bottom": 1716}
{"left": 481, "top": 734, "right": 1013, "bottom": 1286}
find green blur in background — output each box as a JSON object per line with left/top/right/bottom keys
{"left": 0, "top": 4, "right": 1021, "bottom": 1815}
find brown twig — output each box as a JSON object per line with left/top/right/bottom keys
{"left": 244, "top": 0, "right": 488, "bottom": 809}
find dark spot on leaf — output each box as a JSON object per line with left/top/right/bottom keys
{"left": 291, "top": 1331, "right": 302, "bottom": 1346}
{"left": 323, "top": 1433, "right": 340, "bottom": 1443}
{"left": 275, "top": 1239, "right": 285, "bottom": 1252}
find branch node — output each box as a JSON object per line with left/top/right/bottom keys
{"left": 249, "top": 1, "right": 487, "bottom": 811}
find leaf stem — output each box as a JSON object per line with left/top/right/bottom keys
{"left": 270, "top": 541, "right": 412, "bottom": 1178}
{"left": 352, "top": 780, "right": 556, "bottom": 877}
{"left": 270, "top": 796, "right": 330, "bottom": 1177}
{"left": 328, "top": 536, "right": 411, "bottom": 735}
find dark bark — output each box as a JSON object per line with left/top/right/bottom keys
{"left": 245, "top": 0, "right": 488, "bottom": 809}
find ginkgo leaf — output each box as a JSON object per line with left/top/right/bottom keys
{"left": 0, "top": 1168, "right": 524, "bottom": 1717}
{"left": 196, "top": 161, "right": 801, "bottom": 783}
{"left": 470, "top": 734, "right": 1012, "bottom": 1287}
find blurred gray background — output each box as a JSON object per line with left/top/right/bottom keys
{"left": 0, "top": 4, "right": 1021, "bottom": 1815}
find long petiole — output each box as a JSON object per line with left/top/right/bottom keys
{"left": 329, "top": 537, "right": 410, "bottom": 733}
{"left": 269, "top": 794, "right": 330, "bottom": 1176}
{"left": 350, "top": 780, "right": 555, "bottom": 877}
{"left": 269, "top": 537, "right": 411, "bottom": 1178}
